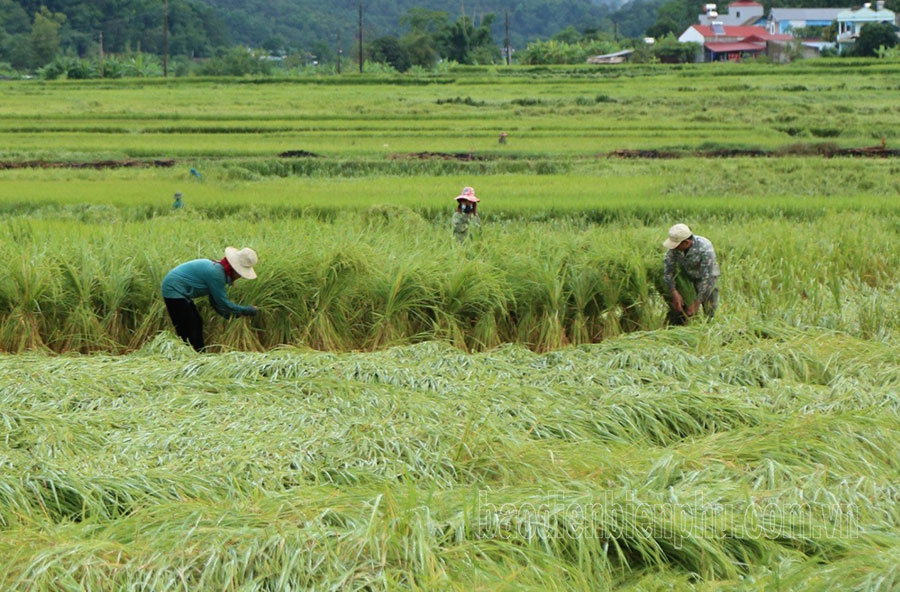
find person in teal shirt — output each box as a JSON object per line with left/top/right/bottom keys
{"left": 161, "top": 247, "right": 259, "bottom": 351}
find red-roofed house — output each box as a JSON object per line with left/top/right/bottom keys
{"left": 678, "top": 24, "right": 794, "bottom": 61}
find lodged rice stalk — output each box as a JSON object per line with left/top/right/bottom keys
{"left": 1, "top": 324, "right": 899, "bottom": 589}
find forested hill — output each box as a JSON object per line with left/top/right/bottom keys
{"left": 197, "top": 0, "right": 622, "bottom": 50}
{"left": 1, "top": 0, "right": 664, "bottom": 62}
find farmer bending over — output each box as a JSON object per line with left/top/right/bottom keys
{"left": 161, "top": 247, "right": 259, "bottom": 351}
{"left": 453, "top": 186, "right": 481, "bottom": 242}
{"left": 663, "top": 224, "right": 720, "bottom": 325}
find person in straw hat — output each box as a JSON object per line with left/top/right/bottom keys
{"left": 452, "top": 186, "right": 481, "bottom": 242}
{"left": 161, "top": 247, "right": 259, "bottom": 351}
{"left": 662, "top": 224, "right": 720, "bottom": 325}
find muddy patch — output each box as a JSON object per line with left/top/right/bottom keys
{"left": 393, "top": 152, "right": 488, "bottom": 161}
{"left": 0, "top": 159, "right": 176, "bottom": 170}
{"left": 278, "top": 150, "right": 321, "bottom": 158}
{"left": 607, "top": 144, "right": 900, "bottom": 159}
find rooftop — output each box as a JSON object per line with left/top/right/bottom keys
{"left": 768, "top": 8, "right": 849, "bottom": 20}
{"left": 837, "top": 6, "right": 895, "bottom": 20}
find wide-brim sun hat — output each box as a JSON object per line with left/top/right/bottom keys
{"left": 663, "top": 224, "right": 692, "bottom": 249}
{"left": 225, "top": 247, "right": 258, "bottom": 279}
{"left": 454, "top": 186, "right": 480, "bottom": 202}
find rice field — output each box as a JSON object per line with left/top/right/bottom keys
{"left": 1, "top": 63, "right": 900, "bottom": 589}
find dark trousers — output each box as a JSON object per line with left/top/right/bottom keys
{"left": 164, "top": 298, "right": 204, "bottom": 351}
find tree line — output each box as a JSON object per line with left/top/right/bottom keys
{"left": 2, "top": 0, "right": 897, "bottom": 77}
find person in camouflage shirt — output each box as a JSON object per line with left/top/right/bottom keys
{"left": 452, "top": 186, "right": 481, "bottom": 242}
{"left": 663, "top": 223, "right": 720, "bottom": 324}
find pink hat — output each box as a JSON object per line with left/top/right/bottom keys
{"left": 454, "top": 186, "right": 480, "bottom": 203}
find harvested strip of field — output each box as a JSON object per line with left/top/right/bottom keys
{"left": 607, "top": 145, "right": 900, "bottom": 159}
{"left": 1, "top": 324, "right": 898, "bottom": 590}
{"left": 0, "top": 158, "right": 176, "bottom": 170}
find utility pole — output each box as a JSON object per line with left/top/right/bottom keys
{"left": 337, "top": 31, "right": 342, "bottom": 74}
{"left": 99, "top": 32, "right": 105, "bottom": 77}
{"left": 358, "top": 1, "right": 363, "bottom": 74}
{"left": 162, "top": 0, "right": 169, "bottom": 77}
{"left": 505, "top": 11, "right": 511, "bottom": 65}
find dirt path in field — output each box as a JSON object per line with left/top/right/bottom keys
{"left": 607, "top": 146, "right": 900, "bottom": 159}
{"left": 0, "top": 159, "right": 176, "bottom": 170}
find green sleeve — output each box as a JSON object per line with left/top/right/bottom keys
{"left": 205, "top": 269, "right": 254, "bottom": 318}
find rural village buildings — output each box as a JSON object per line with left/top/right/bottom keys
{"left": 676, "top": 0, "right": 898, "bottom": 61}
{"left": 767, "top": 8, "right": 846, "bottom": 34}
{"left": 698, "top": 1, "right": 765, "bottom": 26}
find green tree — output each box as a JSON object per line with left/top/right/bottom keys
{"left": 0, "top": 0, "right": 30, "bottom": 35}
{"left": 30, "top": 6, "right": 65, "bottom": 67}
{"left": 368, "top": 35, "right": 411, "bottom": 72}
{"left": 403, "top": 32, "right": 439, "bottom": 68}
{"left": 551, "top": 25, "right": 582, "bottom": 44}
{"left": 443, "top": 14, "right": 498, "bottom": 64}
{"left": 646, "top": 17, "right": 678, "bottom": 39}
{"left": 262, "top": 35, "right": 286, "bottom": 56}
{"left": 852, "top": 22, "right": 899, "bottom": 57}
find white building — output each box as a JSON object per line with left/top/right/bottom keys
{"left": 837, "top": 1, "right": 896, "bottom": 42}
{"left": 699, "top": 1, "right": 765, "bottom": 26}
{"left": 766, "top": 8, "right": 848, "bottom": 35}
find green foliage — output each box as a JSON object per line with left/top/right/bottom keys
{"left": 197, "top": 47, "right": 272, "bottom": 76}
{"left": 521, "top": 38, "right": 621, "bottom": 65}
{"left": 876, "top": 43, "right": 900, "bottom": 58}
{"left": 852, "top": 22, "right": 900, "bottom": 57}
{"left": 645, "top": 16, "right": 679, "bottom": 39}
{"left": 442, "top": 14, "right": 500, "bottom": 65}
{"left": 367, "top": 36, "right": 412, "bottom": 72}
{"left": 38, "top": 55, "right": 97, "bottom": 80}
{"left": 651, "top": 35, "right": 699, "bottom": 63}
{"left": 791, "top": 24, "right": 830, "bottom": 39}
{"left": 29, "top": 6, "right": 65, "bottom": 67}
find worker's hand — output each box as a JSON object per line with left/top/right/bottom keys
{"left": 686, "top": 301, "right": 700, "bottom": 317}
{"left": 671, "top": 290, "right": 684, "bottom": 313}
{"left": 245, "top": 306, "right": 259, "bottom": 317}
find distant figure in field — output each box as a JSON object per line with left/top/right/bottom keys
{"left": 663, "top": 224, "right": 720, "bottom": 325}
{"left": 161, "top": 247, "right": 259, "bottom": 351}
{"left": 172, "top": 192, "right": 184, "bottom": 210}
{"left": 453, "top": 186, "right": 481, "bottom": 242}
{"left": 499, "top": 132, "right": 508, "bottom": 144}
{"left": 190, "top": 167, "right": 203, "bottom": 181}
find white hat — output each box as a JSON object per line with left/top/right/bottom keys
{"left": 663, "top": 224, "right": 692, "bottom": 249}
{"left": 225, "top": 247, "right": 258, "bottom": 279}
